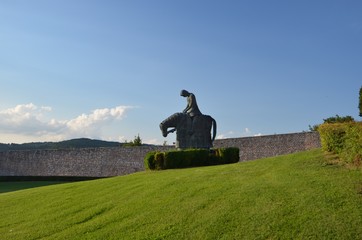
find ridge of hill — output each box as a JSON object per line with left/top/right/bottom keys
{"left": 1, "top": 149, "right": 361, "bottom": 239}
{"left": 0, "top": 138, "right": 121, "bottom": 151}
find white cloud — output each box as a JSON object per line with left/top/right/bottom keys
{"left": 216, "top": 128, "right": 263, "bottom": 139}
{"left": 66, "top": 106, "right": 129, "bottom": 132}
{"left": 216, "top": 131, "right": 235, "bottom": 139}
{"left": 144, "top": 138, "right": 161, "bottom": 145}
{"left": 216, "top": 134, "right": 226, "bottom": 139}
{"left": 0, "top": 103, "right": 53, "bottom": 134}
{"left": 0, "top": 103, "right": 134, "bottom": 143}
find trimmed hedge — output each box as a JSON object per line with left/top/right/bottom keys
{"left": 144, "top": 148, "right": 240, "bottom": 170}
{"left": 318, "top": 123, "right": 348, "bottom": 154}
{"left": 342, "top": 123, "right": 362, "bottom": 164}
{"left": 318, "top": 122, "right": 362, "bottom": 165}
{"left": 144, "top": 151, "right": 156, "bottom": 170}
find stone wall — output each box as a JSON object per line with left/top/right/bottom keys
{"left": 0, "top": 146, "right": 172, "bottom": 178}
{"left": 214, "top": 131, "right": 321, "bottom": 161}
{"left": 0, "top": 132, "right": 320, "bottom": 178}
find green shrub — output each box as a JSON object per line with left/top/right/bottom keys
{"left": 318, "top": 122, "right": 362, "bottom": 166}
{"left": 164, "top": 149, "right": 210, "bottom": 169}
{"left": 144, "top": 148, "right": 240, "bottom": 170}
{"left": 323, "top": 115, "right": 355, "bottom": 124}
{"left": 341, "top": 123, "right": 362, "bottom": 164}
{"left": 154, "top": 152, "right": 165, "bottom": 170}
{"left": 309, "top": 115, "right": 355, "bottom": 133}
{"left": 218, "top": 147, "right": 240, "bottom": 164}
{"left": 164, "top": 150, "right": 184, "bottom": 169}
{"left": 144, "top": 151, "right": 156, "bottom": 170}
{"left": 318, "top": 123, "right": 348, "bottom": 154}
{"left": 124, "top": 134, "right": 143, "bottom": 147}
{"left": 208, "top": 149, "right": 220, "bottom": 165}
{"left": 189, "top": 149, "right": 210, "bottom": 167}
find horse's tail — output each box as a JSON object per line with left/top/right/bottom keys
{"left": 211, "top": 117, "right": 217, "bottom": 143}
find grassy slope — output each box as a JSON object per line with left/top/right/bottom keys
{"left": 0, "top": 181, "right": 68, "bottom": 194}
{"left": 0, "top": 149, "right": 361, "bottom": 239}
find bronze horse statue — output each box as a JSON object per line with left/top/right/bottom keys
{"left": 160, "top": 112, "right": 217, "bottom": 149}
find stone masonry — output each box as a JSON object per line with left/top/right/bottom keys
{"left": 0, "top": 131, "right": 320, "bottom": 178}
{"left": 213, "top": 131, "right": 321, "bottom": 161}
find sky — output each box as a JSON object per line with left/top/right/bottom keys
{"left": 0, "top": 1, "right": 361, "bottom": 145}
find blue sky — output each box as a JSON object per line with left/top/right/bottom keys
{"left": 0, "top": 1, "right": 361, "bottom": 144}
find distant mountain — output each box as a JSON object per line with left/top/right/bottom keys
{"left": 0, "top": 138, "right": 121, "bottom": 151}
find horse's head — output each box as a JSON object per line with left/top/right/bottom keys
{"left": 159, "top": 122, "right": 168, "bottom": 137}
{"left": 160, "top": 112, "right": 186, "bottom": 138}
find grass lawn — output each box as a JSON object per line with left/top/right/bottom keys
{"left": 0, "top": 181, "right": 67, "bottom": 194}
{"left": 0, "top": 149, "right": 361, "bottom": 239}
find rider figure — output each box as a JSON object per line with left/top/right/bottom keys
{"left": 180, "top": 89, "right": 202, "bottom": 118}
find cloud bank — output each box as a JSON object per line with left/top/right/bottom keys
{"left": 0, "top": 103, "right": 133, "bottom": 143}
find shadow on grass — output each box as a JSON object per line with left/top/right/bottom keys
{"left": 0, "top": 176, "right": 101, "bottom": 194}
{"left": 0, "top": 181, "right": 68, "bottom": 194}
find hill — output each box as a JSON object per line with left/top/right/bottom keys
{"left": 0, "top": 138, "right": 121, "bottom": 151}
{"left": 1, "top": 149, "right": 361, "bottom": 239}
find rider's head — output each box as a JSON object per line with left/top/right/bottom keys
{"left": 180, "top": 89, "right": 190, "bottom": 97}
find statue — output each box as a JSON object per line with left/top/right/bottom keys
{"left": 160, "top": 90, "right": 217, "bottom": 149}
{"left": 180, "top": 89, "right": 202, "bottom": 117}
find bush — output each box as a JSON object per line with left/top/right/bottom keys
{"left": 144, "top": 151, "right": 156, "bottom": 170}
{"left": 154, "top": 152, "right": 165, "bottom": 170}
{"left": 217, "top": 147, "right": 240, "bottom": 164}
{"left": 318, "top": 123, "right": 348, "bottom": 154}
{"left": 124, "top": 134, "right": 143, "bottom": 147}
{"left": 188, "top": 149, "right": 210, "bottom": 167}
{"left": 308, "top": 115, "right": 354, "bottom": 132}
{"left": 145, "top": 148, "right": 240, "bottom": 170}
{"left": 323, "top": 115, "right": 354, "bottom": 124}
{"left": 341, "top": 123, "right": 362, "bottom": 164}
{"left": 163, "top": 149, "right": 210, "bottom": 169}
{"left": 318, "top": 122, "right": 362, "bottom": 166}
{"left": 164, "top": 150, "right": 185, "bottom": 169}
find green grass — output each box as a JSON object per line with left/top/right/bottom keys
{"left": 1, "top": 149, "right": 361, "bottom": 239}
{"left": 0, "top": 181, "right": 67, "bottom": 194}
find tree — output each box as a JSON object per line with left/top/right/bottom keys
{"left": 309, "top": 115, "right": 355, "bottom": 131}
{"left": 323, "top": 115, "right": 354, "bottom": 124}
{"left": 132, "top": 134, "right": 142, "bottom": 146}
{"left": 359, "top": 86, "right": 362, "bottom": 117}
{"left": 124, "top": 134, "right": 142, "bottom": 146}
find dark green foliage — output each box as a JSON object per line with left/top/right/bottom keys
{"left": 154, "top": 152, "right": 165, "bottom": 170}
{"left": 124, "top": 134, "right": 143, "bottom": 147}
{"left": 359, "top": 86, "right": 362, "bottom": 117}
{"left": 164, "top": 150, "right": 185, "bottom": 169}
{"left": 132, "top": 134, "right": 142, "bottom": 146}
{"left": 323, "top": 114, "right": 354, "bottom": 124}
{"left": 309, "top": 115, "right": 354, "bottom": 133}
{"left": 163, "top": 149, "right": 210, "bottom": 169}
{"left": 308, "top": 124, "right": 319, "bottom": 132}
{"left": 144, "top": 151, "right": 156, "bottom": 170}
{"left": 193, "top": 149, "right": 211, "bottom": 166}
{"left": 207, "top": 149, "right": 220, "bottom": 165}
{"left": 216, "top": 147, "right": 240, "bottom": 164}
{"left": 145, "top": 148, "right": 240, "bottom": 170}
